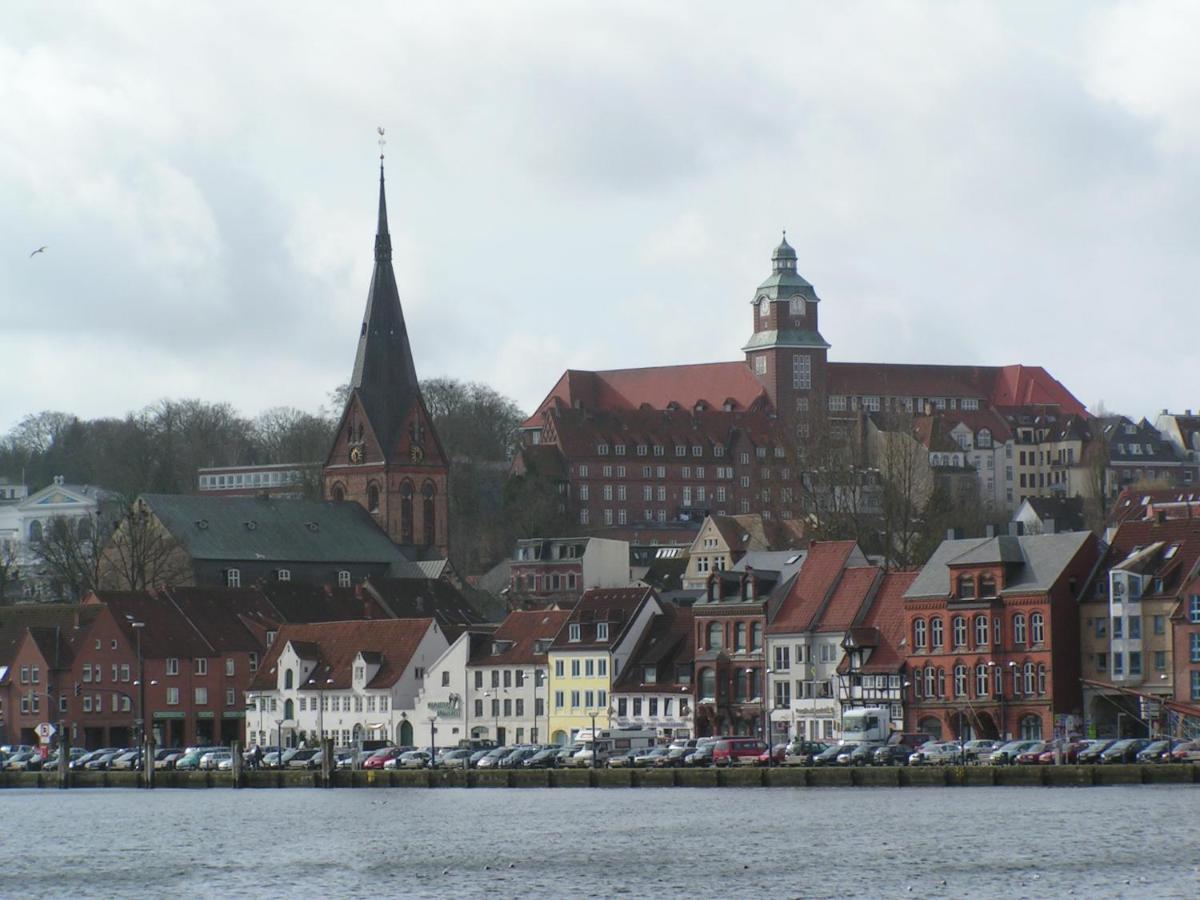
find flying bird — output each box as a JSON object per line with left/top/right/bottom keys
{"left": 30, "top": 246, "right": 46, "bottom": 257}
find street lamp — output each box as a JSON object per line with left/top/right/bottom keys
{"left": 128, "top": 619, "right": 145, "bottom": 778}
{"left": 305, "top": 671, "right": 333, "bottom": 745}
{"left": 751, "top": 667, "right": 778, "bottom": 766}
{"left": 482, "top": 691, "right": 500, "bottom": 744}
{"left": 427, "top": 714, "right": 438, "bottom": 763}
{"left": 274, "top": 718, "right": 284, "bottom": 765}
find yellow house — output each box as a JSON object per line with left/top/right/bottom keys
{"left": 547, "top": 586, "right": 662, "bottom": 744}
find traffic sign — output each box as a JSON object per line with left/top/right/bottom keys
{"left": 35, "top": 721, "right": 56, "bottom": 741}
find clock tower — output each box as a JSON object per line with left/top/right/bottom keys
{"left": 323, "top": 159, "right": 449, "bottom": 555}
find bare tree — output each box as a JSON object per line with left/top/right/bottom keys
{"left": 98, "top": 499, "right": 192, "bottom": 591}
{"left": 0, "top": 539, "right": 20, "bottom": 605}
{"left": 28, "top": 514, "right": 104, "bottom": 602}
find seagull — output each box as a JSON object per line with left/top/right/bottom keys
{"left": 30, "top": 246, "right": 46, "bottom": 257}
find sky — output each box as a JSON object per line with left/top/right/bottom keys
{"left": 2, "top": 1, "right": 1197, "bottom": 434}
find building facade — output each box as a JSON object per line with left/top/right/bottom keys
{"left": 508, "top": 537, "right": 630, "bottom": 607}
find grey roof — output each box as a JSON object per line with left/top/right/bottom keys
{"left": 905, "top": 531, "right": 1093, "bottom": 599}
{"left": 730, "top": 550, "right": 807, "bottom": 583}
{"left": 141, "top": 493, "right": 419, "bottom": 567}
{"left": 741, "top": 328, "right": 831, "bottom": 352}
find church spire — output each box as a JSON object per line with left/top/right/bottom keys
{"left": 375, "top": 160, "right": 392, "bottom": 262}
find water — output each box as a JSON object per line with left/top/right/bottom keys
{"left": 2, "top": 786, "right": 1198, "bottom": 898}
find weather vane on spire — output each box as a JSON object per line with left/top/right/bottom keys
{"left": 377, "top": 126, "right": 386, "bottom": 161}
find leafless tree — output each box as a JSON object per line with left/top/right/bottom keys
{"left": 98, "top": 498, "right": 191, "bottom": 591}
{"left": 28, "top": 513, "right": 104, "bottom": 602}
{"left": 0, "top": 539, "right": 20, "bottom": 605}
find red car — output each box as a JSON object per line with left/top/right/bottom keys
{"left": 1036, "top": 740, "right": 1088, "bottom": 765}
{"left": 756, "top": 744, "right": 788, "bottom": 766}
{"left": 1014, "top": 741, "right": 1049, "bottom": 764}
{"left": 363, "top": 748, "right": 403, "bottom": 770}
{"left": 712, "top": 738, "right": 768, "bottom": 767}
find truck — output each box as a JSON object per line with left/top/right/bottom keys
{"left": 839, "top": 707, "right": 893, "bottom": 744}
{"left": 568, "top": 726, "right": 657, "bottom": 767}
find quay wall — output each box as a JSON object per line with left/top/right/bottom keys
{"left": 2, "top": 764, "right": 1199, "bottom": 790}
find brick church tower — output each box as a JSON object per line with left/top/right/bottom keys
{"left": 323, "top": 161, "right": 449, "bottom": 556}
{"left": 742, "top": 233, "right": 830, "bottom": 438}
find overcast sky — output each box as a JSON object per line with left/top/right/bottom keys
{"left": 2, "top": 1, "right": 1196, "bottom": 434}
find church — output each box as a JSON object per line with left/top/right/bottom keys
{"left": 518, "top": 235, "right": 1087, "bottom": 529}
{"left": 322, "top": 162, "right": 450, "bottom": 557}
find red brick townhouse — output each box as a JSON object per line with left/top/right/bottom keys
{"left": 902, "top": 530, "right": 1102, "bottom": 742}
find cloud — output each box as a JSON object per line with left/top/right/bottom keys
{"left": 0, "top": 1, "right": 1196, "bottom": 439}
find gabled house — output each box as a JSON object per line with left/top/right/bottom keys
{"left": 837, "top": 570, "right": 918, "bottom": 733}
{"left": 611, "top": 603, "right": 695, "bottom": 739}
{"left": 245, "top": 618, "right": 449, "bottom": 749}
{"left": 682, "top": 514, "right": 805, "bottom": 590}
{"left": 546, "top": 586, "right": 662, "bottom": 742}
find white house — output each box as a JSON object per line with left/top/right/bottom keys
{"left": 244, "top": 617, "right": 449, "bottom": 749}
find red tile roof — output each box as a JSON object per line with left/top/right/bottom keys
{"left": 86, "top": 591, "right": 215, "bottom": 659}
{"left": 842, "top": 570, "right": 918, "bottom": 674}
{"left": 1109, "top": 487, "right": 1200, "bottom": 526}
{"left": 25, "top": 625, "right": 76, "bottom": 670}
{"left": 810, "top": 566, "right": 880, "bottom": 633}
{"left": 991, "top": 365, "right": 1088, "bottom": 416}
{"left": 248, "top": 618, "right": 435, "bottom": 691}
{"left": 522, "top": 363, "right": 769, "bottom": 428}
{"left": 767, "top": 540, "right": 861, "bottom": 634}
{"left": 467, "top": 609, "right": 570, "bottom": 666}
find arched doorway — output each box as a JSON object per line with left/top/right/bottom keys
{"left": 552, "top": 730, "right": 567, "bottom": 746}
{"left": 398, "top": 719, "right": 414, "bottom": 746}
{"left": 974, "top": 711, "right": 999, "bottom": 740}
{"left": 1018, "top": 715, "right": 1042, "bottom": 740}
{"left": 918, "top": 716, "right": 943, "bottom": 739}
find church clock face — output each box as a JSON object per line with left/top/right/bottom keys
{"left": 409, "top": 445, "right": 425, "bottom": 463}
{"left": 349, "top": 445, "right": 364, "bottom": 464}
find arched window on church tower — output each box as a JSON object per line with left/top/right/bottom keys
{"left": 331, "top": 482, "right": 346, "bottom": 503}
{"left": 366, "top": 482, "right": 380, "bottom": 514}
{"left": 422, "top": 482, "right": 436, "bottom": 547}
{"left": 400, "top": 481, "right": 414, "bottom": 544}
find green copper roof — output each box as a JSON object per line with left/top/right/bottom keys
{"left": 754, "top": 270, "right": 814, "bottom": 297}
{"left": 741, "top": 329, "right": 831, "bottom": 352}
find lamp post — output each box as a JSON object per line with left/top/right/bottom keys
{"left": 306, "top": 671, "right": 333, "bottom": 746}
{"left": 483, "top": 691, "right": 500, "bottom": 744}
{"left": 428, "top": 715, "right": 438, "bottom": 764}
{"left": 751, "top": 666, "right": 778, "bottom": 766}
{"left": 589, "top": 708, "right": 599, "bottom": 769}
{"left": 274, "top": 718, "right": 284, "bottom": 765}
{"left": 129, "top": 620, "right": 146, "bottom": 778}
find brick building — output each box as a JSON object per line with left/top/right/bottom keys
{"left": 903, "top": 530, "right": 1102, "bottom": 742}
{"left": 508, "top": 536, "right": 630, "bottom": 607}
{"left": 518, "top": 237, "right": 1088, "bottom": 531}
{"left": 323, "top": 161, "right": 449, "bottom": 555}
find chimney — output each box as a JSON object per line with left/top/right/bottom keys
{"left": 1043, "top": 517, "right": 1055, "bottom": 535}
{"left": 985, "top": 524, "right": 995, "bottom": 538}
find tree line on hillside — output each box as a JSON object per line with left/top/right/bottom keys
{"left": 1, "top": 378, "right": 559, "bottom": 590}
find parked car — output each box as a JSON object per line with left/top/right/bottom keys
{"left": 475, "top": 747, "right": 512, "bottom": 769}
{"left": 500, "top": 748, "right": 538, "bottom": 769}
{"left": 4, "top": 750, "right": 41, "bottom": 771}
{"left": 1076, "top": 740, "right": 1113, "bottom": 765}
{"left": 873, "top": 744, "right": 916, "bottom": 766}
{"left": 784, "top": 741, "right": 829, "bottom": 766}
{"left": 1169, "top": 741, "right": 1200, "bottom": 762}
{"left": 1036, "top": 740, "right": 1090, "bottom": 764}
{"left": 1136, "top": 740, "right": 1178, "bottom": 763}
{"left": 1100, "top": 739, "right": 1150, "bottom": 764}
{"left": 435, "top": 749, "right": 474, "bottom": 768}
{"left": 154, "top": 748, "right": 184, "bottom": 770}
{"left": 811, "top": 744, "right": 848, "bottom": 767}
{"left": 553, "top": 747, "right": 577, "bottom": 767}
{"left": 386, "top": 750, "right": 431, "bottom": 770}
{"left": 845, "top": 742, "right": 885, "bottom": 766}
{"left": 84, "top": 749, "right": 127, "bottom": 770}
{"left": 987, "top": 740, "right": 1039, "bottom": 766}
{"left": 713, "top": 739, "right": 768, "bottom": 767}
{"left": 961, "top": 740, "right": 1002, "bottom": 763}
{"left": 909, "top": 742, "right": 962, "bottom": 766}
{"left": 109, "top": 749, "right": 143, "bottom": 770}
{"left": 686, "top": 744, "right": 716, "bottom": 767}
{"left": 606, "top": 749, "right": 641, "bottom": 769}
{"left": 830, "top": 742, "right": 867, "bottom": 766}
{"left": 1014, "top": 742, "right": 1049, "bottom": 765}
{"left": 664, "top": 739, "right": 700, "bottom": 767}
{"left": 633, "top": 747, "right": 671, "bottom": 768}
{"left": 756, "top": 744, "right": 789, "bottom": 766}
{"left": 283, "top": 748, "right": 320, "bottom": 769}
{"left": 523, "top": 748, "right": 562, "bottom": 769}
{"left": 363, "top": 748, "right": 403, "bottom": 770}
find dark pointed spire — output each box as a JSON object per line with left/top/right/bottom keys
{"left": 375, "top": 161, "right": 392, "bottom": 262}
{"left": 349, "top": 155, "right": 421, "bottom": 458}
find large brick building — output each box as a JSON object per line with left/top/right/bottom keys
{"left": 323, "top": 162, "right": 449, "bottom": 556}
{"left": 518, "top": 236, "right": 1088, "bottom": 530}
{"left": 902, "top": 531, "right": 1102, "bottom": 742}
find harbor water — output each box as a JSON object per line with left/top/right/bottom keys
{"left": 2, "top": 785, "right": 1198, "bottom": 898}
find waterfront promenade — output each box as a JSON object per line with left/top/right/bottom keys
{"left": 3, "top": 763, "right": 1199, "bottom": 789}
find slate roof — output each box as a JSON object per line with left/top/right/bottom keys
{"left": 362, "top": 577, "right": 484, "bottom": 640}
{"left": 140, "top": 493, "right": 421, "bottom": 569}
{"left": 904, "top": 531, "right": 1095, "bottom": 599}
{"left": 254, "top": 582, "right": 391, "bottom": 623}
{"left": 766, "top": 541, "right": 862, "bottom": 634}
{"left": 1109, "top": 488, "right": 1200, "bottom": 526}
{"left": 467, "top": 609, "right": 570, "bottom": 666}
{"left": 26, "top": 625, "right": 76, "bottom": 669}
{"left": 549, "top": 587, "right": 657, "bottom": 651}
{"left": 89, "top": 591, "right": 215, "bottom": 659}
{"left": 1021, "top": 496, "right": 1086, "bottom": 532}
{"left": 729, "top": 550, "right": 808, "bottom": 583}
{"left": 247, "top": 618, "right": 435, "bottom": 691}
{"left": 612, "top": 604, "right": 694, "bottom": 693}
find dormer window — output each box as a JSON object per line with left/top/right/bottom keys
{"left": 277, "top": 569, "right": 291, "bottom": 582}
{"left": 596, "top": 622, "right": 609, "bottom": 641}
{"left": 956, "top": 574, "right": 976, "bottom": 600}
{"left": 355, "top": 666, "right": 364, "bottom": 681}
{"left": 644, "top": 665, "right": 656, "bottom": 682}
{"left": 569, "top": 623, "right": 581, "bottom": 642}
{"left": 979, "top": 573, "right": 997, "bottom": 597}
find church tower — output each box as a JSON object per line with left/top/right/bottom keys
{"left": 323, "top": 160, "right": 449, "bottom": 556}
{"left": 742, "top": 233, "right": 830, "bottom": 438}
